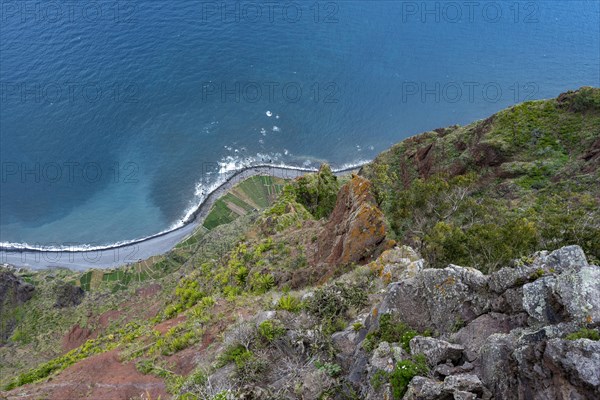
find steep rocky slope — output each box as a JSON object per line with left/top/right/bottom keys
{"left": 362, "top": 87, "right": 600, "bottom": 272}
{"left": 345, "top": 245, "right": 599, "bottom": 399}
{"left": 1, "top": 88, "right": 599, "bottom": 400}
{"left": 0, "top": 269, "right": 34, "bottom": 342}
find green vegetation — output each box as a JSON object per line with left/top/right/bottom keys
{"left": 4, "top": 322, "right": 144, "bottom": 390}
{"left": 276, "top": 294, "right": 303, "bottom": 312}
{"left": 368, "top": 354, "right": 429, "bottom": 399}
{"left": 363, "top": 87, "right": 600, "bottom": 272}
{"left": 203, "top": 175, "right": 286, "bottom": 230}
{"left": 257, "top": 320, "right": 285, "bottom": 342}
{"left": 305, "top": 282, "right": 369, "bottom": 335}
{"left": 135, "top": 359, "right": 186, "bottom": 394}
{"left": 390, "top": 354, "right": 429, "bottom": 399}
{"left": 291, "top": 164, "right": 340, "bottom": 219}
{"left": 315, "top": 361, "right": 342, "bottom": 377}
{"left": 362, "top": 313, "right": 427, "bottom": 352}
{"left": 305, "top": 282, "right": 368, "bottom": 322}
{"left": 161, "top": 277, "right": 205, "bottom": 320}
{"left": 218, "top": 344, "right": 267, "bottom": 385}
{"left": 566, "top": 327, "right": 600, "bottom": 341}
{"left": 261, "top": 184, "right": 314, "bottom": 232}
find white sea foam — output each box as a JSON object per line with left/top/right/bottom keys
{"left": 272, "top": 126, "right": 280, "bottom": 132}
{"left": 1, "top": 155, "right": 370, "bottom": 253}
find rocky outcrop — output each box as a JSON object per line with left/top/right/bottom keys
{"left": 0, "top": 269, "right": 35, "bottom": 342}
{"left": 369, "top": 245, "right": 424, "bottom": 283}
{"left": 314, "top": 175, "right": 389, "bottom": 266}
{"left": 54, "top": 283, "right": 85, "bottom": 308}
{"left": 404, "top": 374, "right": 492, "bottom": 400}
{"left": 376, "top": 264, "right": 490, "bottom": 334}
{"left": 409, "top": 337, "right": 464, "bottom": 367}
{"left": 342, "top": 245, "right": 600, "bottom": 399}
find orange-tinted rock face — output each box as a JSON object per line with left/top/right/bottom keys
{"left": 314, "top": 175, "right": 388, "bottom": 266}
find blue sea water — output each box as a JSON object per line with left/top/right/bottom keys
{"left": 0, "top": 0, "right": 599, "bottom": 248}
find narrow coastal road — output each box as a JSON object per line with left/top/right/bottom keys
{"left": 0, "top": 165, "right": 361, "bottom": 270}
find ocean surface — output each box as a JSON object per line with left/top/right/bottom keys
{"left": 1, "top": 0, "right": 599, "bottom": 249}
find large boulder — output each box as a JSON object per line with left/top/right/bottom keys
{"left": 480, "top": 328, "right": 600, "bottom": 399}
{"left": 409, "top": 336, "right": 464, "bottom": 367}
{"left": 488, "top": 245, "right": 588, "bottom": 294}
{"left": 452, "top": 312, "right": 527, "bottom": 362}
{"left": 543, "top": 338, "right": 600, "bottom": 396}
{"left": 0, "top": 269, "right": 35, "bottom": 342}
{"left": 479, "top": 332, "right": 520, "bottom": 399}
{"left": 523, "top": 265, "right": 600, "bottom": 326}
{"left": 404, "top": 374, "right": 492, "bottom": 400}
{"left": 377, "top": 264, "right": 489, "bottom": 334}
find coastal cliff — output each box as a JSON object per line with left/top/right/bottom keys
{"left": 1, "top": 87, "right": 599, "bottom": 400}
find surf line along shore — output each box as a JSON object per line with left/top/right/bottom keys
{"left": 0, "top": 164, "right": 365, "bottom": 270}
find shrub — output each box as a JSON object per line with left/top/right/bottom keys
{"left": 363, "top": 314, "right": 423, "bottom": 352}
{"left": 292, "top": 164, "right": 340, "bottom": 219}
{"left": 566, "top": 328, "right": 600, "bottom": 341}
{"left": 276, "top": 294, "right": 303, "bottom": 312}
{"left": 352, "top": 322, "right": 364, "bottom": 331}
{"left": 370, "top": 369, "right": 389, "bottom": 391}
{"left": 220, "top": 347, "right": 267, "bottom": 384}
{"left": 389, "top": 354, "right": 428, "bottom": 399}
{"left": 249, "top": 273, "right": 275, "bottom": 294}
{"left": 257, "top": 320, "right": 285, "bottom": 343}
{"left": 304, "top": 282, "right": 368, "bottom": 321}
{"left": 315, "top": 361, "right": 342, "bottom": 377}
{"left": 218, "top": 344, "right": 252, "bottom": 367}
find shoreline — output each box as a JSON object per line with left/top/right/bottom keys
{"left": 0, "top": 164, "right": 364, "bottom": 270}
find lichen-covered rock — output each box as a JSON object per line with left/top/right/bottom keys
{"left": 479, "top": 327, "right": 600, "bottom": 400}
{"left": 409, "top": 336, "right": 464, "bottom": 367}
{"left": 370, "top": 341, "right": 407, "bottom": 370}
{"left": 523, "top": 265, "right": 600, "bottom": 326}
{"left": 377, "top": 264, "right": 489, "bottom": 333}
{"left": 403, "top": 376, "right": 443, "bottom": 399}
{"left": 488, "top": 245, "right": 588, "bottom": 294}
{"left": 555, "top": 266, "right": 600, "bottom": 324}
{"left": 433, "top": 360, "right": 475, "bottom": 378}
{"left": 356, "top": 245, "right": 598, "bottom": 400}
{"left": 479, "top": 333, "right": 519, "bottom": 399}
{"left": 380, "top": 259, "right": 424, "bottom": 283}
{"left": 452, "top": 312, "right": 527, "bottom": 362}
{"left": 535, "top": 245, "right": 589, "bottom": 270}
{"left": 368, "top": 246, "right": 424, "bottom": 283}
{"left": 543, "top": 338, "right": 600, "bottom": 396}
{"left": 332, "top": 321, "right": 363, "bottom": 370}
{"left": 404, "top": 374, "right": 491, "bottom": 400}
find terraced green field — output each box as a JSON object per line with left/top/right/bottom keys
{"left": 202, "top": 175, "right": 286, "bottom": 230}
